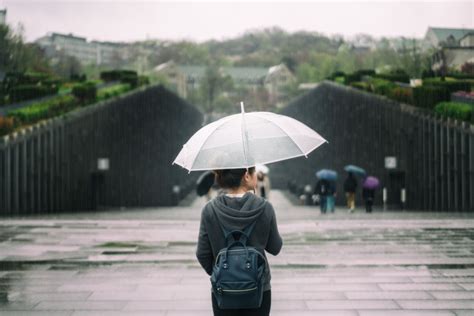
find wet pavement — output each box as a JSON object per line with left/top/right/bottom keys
{"left": 0, "top": 190, "right": 474, "bottom": 315}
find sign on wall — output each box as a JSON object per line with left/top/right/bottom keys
{"left": 385, "top": 156, "right": 397, "bottom": 169}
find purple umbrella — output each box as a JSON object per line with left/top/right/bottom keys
{"left": 363, "top": 176, "right": 380, "bottom": 190}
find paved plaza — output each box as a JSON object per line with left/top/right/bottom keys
{"left": 1, "top": 190, "right": 474, "bottom": 315}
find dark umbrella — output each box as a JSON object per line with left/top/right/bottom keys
{"left": 344, "top": 165, "right": 366, "bottom": 177}
{"left": 315, "top": 169, "right": 338, "bottom": 181}
{"left": 196, "top": 171, "right": 215, "bottom": 196}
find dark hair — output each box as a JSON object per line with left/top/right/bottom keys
{"left": 214, "top": 167, "right": 256, "bottom": 189}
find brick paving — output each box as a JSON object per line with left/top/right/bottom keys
{"left": 0, "top": 190, "right": 474, "bottom": 315}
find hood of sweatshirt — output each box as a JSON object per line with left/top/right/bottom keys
{"left": 210, "top": 191, "right": 267, "bottom": 231}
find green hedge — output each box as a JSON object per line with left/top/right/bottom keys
{"left": 100, "top": 70, "right": 138, "bottom": 82}
{"left": 97, "top": 84, "right": 131, "bottom": 101}
{"left": 7, "top": 95, "right": 78, "bottom": 125}
{"left": 350, "top": 81, "right": 371, "bottom": 92}
{"left": 370, "top": 78, "right": 395, "bottom": 96}
{"left": 435, "top": 102, "right": 473, "bottom": 122}
{"left": 121, "top": 74, "right": 138, "bottom": 88}
{"left": 374, "top": 72, "right": 410, "bottom": 83}
{"left": 354, "top": 69, "right": 376, "bottom": 77}
{"left": 423, "top": 79, "right": 471, "bottom": 95}
{"left": 413, "top": 86, "right": 449, "bottom": 109}
{"left": 72, "top": 82, "right": 97, "bottom": 103}
{"left": 9, "top": 85, "right": 59, "bottom": 102}
{"left": 344, "top": 73, "right": 362, "bottom": 85}
{"left": 388, "top": 86, "right": 413, "bottom": 104}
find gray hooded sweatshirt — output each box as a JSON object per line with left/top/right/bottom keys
{"left": 196, "top": 192, "right": 283, "bottom": 292}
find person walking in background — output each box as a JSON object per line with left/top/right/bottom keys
{"left": 362, "top": 187, "right": 375, "bottom": 213}
{"left": 361, "top": 176, "right": 380, "bottom": 213}
{"left": 196, "top": 167, "right": 282, "bottom": 316}
{"left": 256, "top": 170, "right": 271, "bottom": 200}
{"left": 326, "top": 181, "right": 337, "bottom": 213}
{"left": 314, "top": 178, "right": 333, "bottom": 214}
{"left": 344, "top": 172, "right": 357, "bottom": 213}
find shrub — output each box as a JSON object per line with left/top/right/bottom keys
{"left": 138, "top": 75, "right": 150, "bottom": 86}
{"left": 344, "top": 73, "right": 361, "bottom": 85}
{"left": 7, "top": 95, "right": 78, "bottom": 125}
{"left": 9, "top": 84, "right": 59, "bottom": 102}
{"left": 121, "top": 74, "right": 138, "bottom": 88}
{"left": 412, "top": 86, "right": 449, "bottom": 109}
{"left": 0, "top": 116, "right": 15, "bottom": 136}
{"left": 421, "top": 69, "right": 436, "bottom": 79}
{"left": 423, "top": 79, "right": 471, "bottom": 95}
{"left": 97, "top": 84, "right": 131, "bottom": 101}
{"left": 389, "top": 87, "right": 413, "bottom": 104}
{"left": 354, "top": 69, "right": 376, "bottom": 77}
{"left": 374, "top": 72, "right": 410, "bottom": 83}
{"left": 334, "top": 76, "right": 345, "bottom": 84}
{"left": 100, "top": 70, "right": 138, "bottom": 82}
{"left": 370, "top": 78, "right": 395, "bottom": 96}
{"left": 328, "top": 71, "right": 345, "bottom": 80}
{"left": 72, "top": 82, "right": 97, "bottom": 103}
{"left": 350, "top": 81, "right": 370, "bottom": 91}
{"left": 435, "top": 102, "right": 473, "bottom": 122}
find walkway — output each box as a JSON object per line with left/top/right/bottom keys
{"left": 0, "top": 190, "right": 474, "bottom": 315}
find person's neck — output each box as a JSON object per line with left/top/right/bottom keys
{"left": 227, "top": 187, "right": 248, "bottom": 195}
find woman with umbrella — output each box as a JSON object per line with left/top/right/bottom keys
{"left": 362, "top": 176, "right": 380, "bottom": 213}
{"left": 315, "top": 169, "right": 337, "bottom": 213}
{"left": 173, "top": 103, "right": 327, "bottom": 315}
{"left": 343, "top": 165, "right": 366, "bottom": 213}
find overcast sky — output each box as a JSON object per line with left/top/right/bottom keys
{"left": 1, "top": 0, "right": 473, "bottom": 43}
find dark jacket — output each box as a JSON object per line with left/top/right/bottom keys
{"left": 196, "top": 192, "right": 283, "bottom": 292}
{"left": 362, "top": 188, "right": 375, "bottom": 200}
{"left": 344, "top": 175, "right": 357, "bottom": 193}
{"left": 314, "top": 179, "right": 335, "bottom": 196}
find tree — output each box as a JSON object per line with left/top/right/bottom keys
{"left": 51, "top": 51, "right": 82, "bottom": 79}
{"left": 198, "top": 62, "right": 234, "bottom": 114}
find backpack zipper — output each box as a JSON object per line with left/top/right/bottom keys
{"left": 215, "top": 249, "right": 267, "bottom": 265}
{"left": 221, "top": 286, "right": 257, "bottom": 293}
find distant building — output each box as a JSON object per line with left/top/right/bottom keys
{"left": 426, "top": 27, "right": 474, "bottom": 72}
{"left": 425, "top": 27, "right": 474, "bottom": 48}
{"left": 0, "top": 9, "right": 6, "bottom": 25}
{"left": 152, "top": 61, "right": 189, "bottom": 97}
{"left": 460, "top": 33, "right": 474, "bottom": 47}
{"left": 264, "top": 63, "right": 296, "bottom": 108}
{"left": 35, "top": 32, "right": 130, "bottom": 66}
{"left": 153, "top": 61, "right": 295, "bottom": 107}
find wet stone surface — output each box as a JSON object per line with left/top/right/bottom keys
{"left": 0, "top": 190, "right": 474, "bottom": 315}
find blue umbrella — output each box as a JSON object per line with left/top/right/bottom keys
{"left": 344, "top": 165, "right": 366, "bottom": 177}
{"left": 315, "top": 169, "right": 338, "bottom": 181}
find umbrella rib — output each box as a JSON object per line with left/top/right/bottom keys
{"left": 188, "top": 116, "right": 237, "bottom": 170}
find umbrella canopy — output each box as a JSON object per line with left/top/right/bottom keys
{"left": 363, "top": 176, "right": 380, "bottom": 190}
{"left": 256, "top": 164, "right": 269, "bottom": 174}
{"left": 173, "top": 102, "right": 327, "bottom": 171}
{"left": 196, "top": 171, "right": 215, "bottom": 196}
{"left": 344, "top": 165, "right": 366, "bottom": 177}
{"left": 315, "top": 169, "right": 338, "bottom": 181}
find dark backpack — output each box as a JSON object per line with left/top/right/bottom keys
{"left": 211, "top": 213, "right": 267, "bottom": 309}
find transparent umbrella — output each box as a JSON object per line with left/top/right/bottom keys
{"left": 173, "top": 103, "right": 327, "bottom": 171}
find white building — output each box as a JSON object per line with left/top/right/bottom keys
{"left": 35, "top": 32, "right": 129, "bottom": 66}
